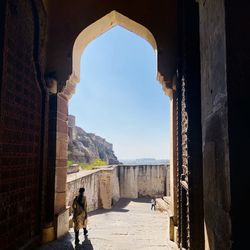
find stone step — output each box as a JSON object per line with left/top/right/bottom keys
{"left": 155, "top": 196, "right": 171, "bottom": 213}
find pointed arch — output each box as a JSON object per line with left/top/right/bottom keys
{"left": 62, "top": 10, "right": 170, "bottom": 99}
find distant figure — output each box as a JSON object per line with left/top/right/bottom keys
{"left": 72, "top": 187, "right": 88, "bottom": 244}
{"left": 151, "top": 198, "right": 156, "bottom": 210}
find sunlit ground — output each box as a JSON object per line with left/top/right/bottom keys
{"left": 39, "top": 198, "right": 178, "bottom": 250}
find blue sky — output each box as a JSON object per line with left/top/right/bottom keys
{"left": 69, "top": 26, "right": 170, "bottom": 160}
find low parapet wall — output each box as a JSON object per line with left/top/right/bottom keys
{"left": 66, "top": 165, "right": 169, "bottom": 213}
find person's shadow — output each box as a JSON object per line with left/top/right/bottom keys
{"left": 75, "top": 236, "right": 94, "bottom": 250}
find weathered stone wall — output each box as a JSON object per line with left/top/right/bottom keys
{"left": 199, "top": 1, "right": 231, "bottom": 249}
{"left": 117, "top": 165, "right": 168, "bottom": 199}
{"left": 135, "top": 165, "right": 168, "bottom": 198}
{"left": 67, "top": 170, "right": 101, "bottom": 212}
{"left": 99, "top": 168, "right": 120, "bottom": 208}
{"left": 111, "top": 167, "right": 120, "bottom": 204}
{"left": 67, "top": 166, "right": 121, "bottom": 212}
{"left": 66, "top": 165, "right": 169, "bottom": 214}
{"left": 99, "top": 170, "right": 113, "bottom": 209}
{"left": 119, "top": 166, "right": 139, "bottom": 198}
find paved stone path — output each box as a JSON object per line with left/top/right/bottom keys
{"left": 39, "top": 198, "right": 178, "bottom": 250}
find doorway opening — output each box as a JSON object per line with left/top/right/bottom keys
{"left": 61, "top": 10, "right": 173, "bottom": 247}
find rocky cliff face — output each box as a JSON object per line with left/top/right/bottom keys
{"left": 68, "top": 115, "right": 119, "bottom": 164}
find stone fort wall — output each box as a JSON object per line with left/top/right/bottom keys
{"left": 66, "top": 165, "right": 169, "bottom": 212}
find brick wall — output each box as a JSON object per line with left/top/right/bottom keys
{"left": 0, "top": 1, "right": 47, "bottom": 249}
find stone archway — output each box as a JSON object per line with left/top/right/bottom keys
{"left": 51, "top": 10, "right": 176, "bottom": 240}
{"left": 62, "top": 10, "right": 171, "bottom": 100}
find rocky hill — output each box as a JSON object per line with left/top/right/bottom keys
{"left": 68, "top": 115, "right": 119, "bottom": 164}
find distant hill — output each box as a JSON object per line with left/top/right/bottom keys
{"left": 68, "top": 115, "right": 119, "bottom": 165}
{"left": 120, "top": 158, "right": 169, "bottom": 165}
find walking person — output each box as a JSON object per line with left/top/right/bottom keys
{"left": 151, "top": 198, "right": 156, "bottom": 210}
{"left": 72, "top": 187, "right": 88, "bottom": 244}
